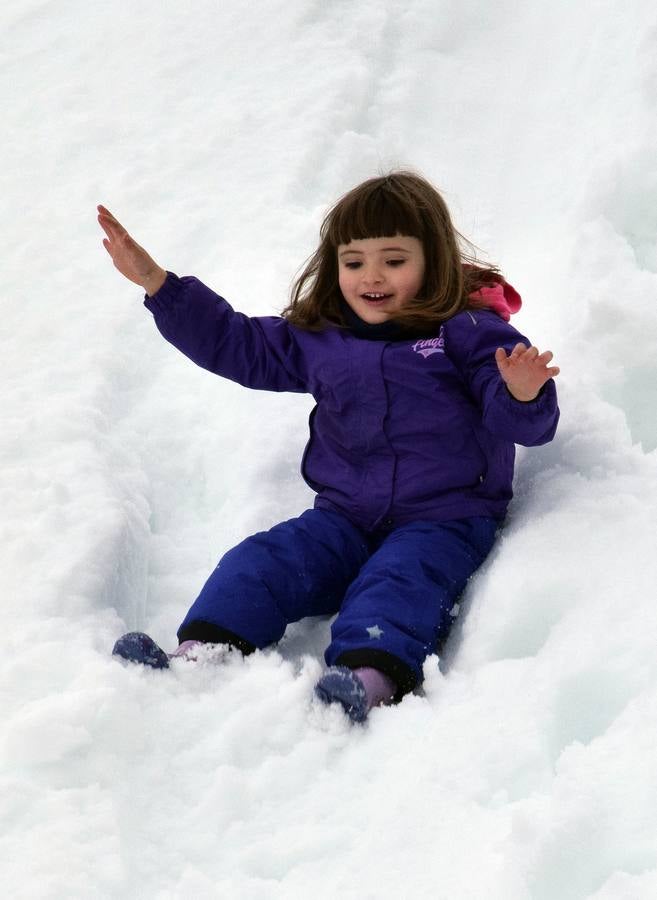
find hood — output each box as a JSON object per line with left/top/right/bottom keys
{"left": 468, "top": 277, "right": 522, "bottom": 322}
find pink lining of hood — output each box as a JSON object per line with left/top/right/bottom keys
{"left": 468, "top": 279, "right": 522, "bottom": 321}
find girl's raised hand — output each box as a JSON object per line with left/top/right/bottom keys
{"left": 97, "top": 205, "right": 167, "bottom": 296}
{"left": 495, "top": 343, "right": 560, "bottom": 402}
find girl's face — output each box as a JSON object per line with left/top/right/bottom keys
{"left": 337, "top": 235, "right": 426, "bottom": 324}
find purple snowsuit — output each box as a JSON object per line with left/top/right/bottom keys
{"left": 145, "top": 274, "right": 559, "bottom": 693}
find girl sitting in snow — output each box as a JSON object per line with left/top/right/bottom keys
{"left": 98, "top": 171, "right": 559, "bottom": 722}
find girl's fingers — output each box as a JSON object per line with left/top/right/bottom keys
{"left": 98, "top": 217, "right": 116, "bottom": 241}
{"left": 97, "top": 206, "right": 128, "bottom": 238}
{"left": 97, "top": 212, "right": 119, "bottom": 239}
{"left": 496, "top": 345, "right": 560, "bottom": 382}
{"left": 97, "top": 204, "right": 120, "bottom": 225}
{"left": 518, "top": 345, "right": 541, "bottom": 358}
{"left": 510, "top": 345, "right": 557, "bottom": 367}
{"left": 495, "top": 347, "right": 509, "bottom": 369}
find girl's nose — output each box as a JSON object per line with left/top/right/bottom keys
{"left": 362, "top": 265, "right": 384, "bottom": 284}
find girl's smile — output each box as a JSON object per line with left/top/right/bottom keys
{"left": 337, "top": 235, "right": 425, "bottom": 324}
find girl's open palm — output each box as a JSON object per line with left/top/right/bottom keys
{"left": 495, "top": 343, "right": 560, "bottom": 402}
{"left": 97, "top": 205, "right": 167, "bottom": 295}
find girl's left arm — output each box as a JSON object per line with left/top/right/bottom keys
{"left": 445, "top": 312, "right": 560, "bottom": 446}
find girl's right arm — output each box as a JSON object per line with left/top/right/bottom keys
{"left": 97, "top": 207, "right": 308, "bottom": 394}
{"left": 98, "top": 206, "right": 167, "bottom": 297}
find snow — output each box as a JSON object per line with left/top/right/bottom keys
{"left": 2, "top": 0, "right": 657, "bottom": 897}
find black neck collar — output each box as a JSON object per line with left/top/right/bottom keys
{"left": 340, "top": 301, "right": 408, "bottom": 342}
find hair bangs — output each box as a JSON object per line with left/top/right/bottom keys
{"left": 324, "top": 181, "right": 425, "bottom": 247}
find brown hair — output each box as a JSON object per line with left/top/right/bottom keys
{"left": 281, "top": 170, "right": 501, "bottom": 333}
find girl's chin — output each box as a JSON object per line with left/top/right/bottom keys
{"left": 354, "top": 300, "right": 395, "bottom": 322}
{"left": 356, "top": 310, "right": 390, "bottom": 324}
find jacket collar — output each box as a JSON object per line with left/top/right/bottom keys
{"left": 340, "top": 301, "right": 408, "bottom": 342}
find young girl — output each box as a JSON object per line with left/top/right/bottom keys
{"left": 99, "top": 171, "right": 559, "bottom": 722}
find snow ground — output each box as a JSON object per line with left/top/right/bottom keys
{"left": 2, "top": 1, "right": 657, "bottom": 897}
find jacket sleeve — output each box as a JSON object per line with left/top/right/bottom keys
{"left": 443, "top": 310, "right": 560, "bottom": 447}
{"left": 143, "top": 273, "right": 309, "bottom": 393}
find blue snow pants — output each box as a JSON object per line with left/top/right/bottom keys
{"left": 177, "top": 509, "right": 498, "bottom": 696}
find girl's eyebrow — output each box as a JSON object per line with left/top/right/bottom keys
{"left": 338, "top": 245, "right": 412, "bottom": 257}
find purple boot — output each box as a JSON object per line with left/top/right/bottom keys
{"left": 314, "top": 666, "right": 396, "bottom": 722}
{"left": 113, "top": 634, "right": 210, "bottom": 668}
{"left": 112, "top": 632, "right": 170, "bottom": 669}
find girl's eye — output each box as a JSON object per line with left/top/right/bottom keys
{"left": 344, "top": 261, "right": 362, "bottom": 269}
{"left": 386, "top": 259, "right": 405, "bottom": 267}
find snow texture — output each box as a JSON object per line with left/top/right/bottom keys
{"left": 2, "top": 1, "right": 657, "bottom": 897}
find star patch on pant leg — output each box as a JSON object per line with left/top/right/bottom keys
{"left": 366, "top": 625, "right": 384, "bottom": 639}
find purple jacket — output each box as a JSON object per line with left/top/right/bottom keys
{"left": 145, "top": 274, "right": 559, "bottom": 532}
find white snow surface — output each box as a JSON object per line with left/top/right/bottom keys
{"left": 2, "top": 1, "right": 657, "bottom": 897}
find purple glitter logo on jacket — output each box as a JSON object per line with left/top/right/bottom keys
{"left": 412, "top": 330, "right": 445, "bottom": 358}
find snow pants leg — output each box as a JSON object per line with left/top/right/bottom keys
{"left": 177, "top": 509, "right": 370, "bottom": 652}
{"left": 326, "top": 517, "right": 498, "bottom": 696}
